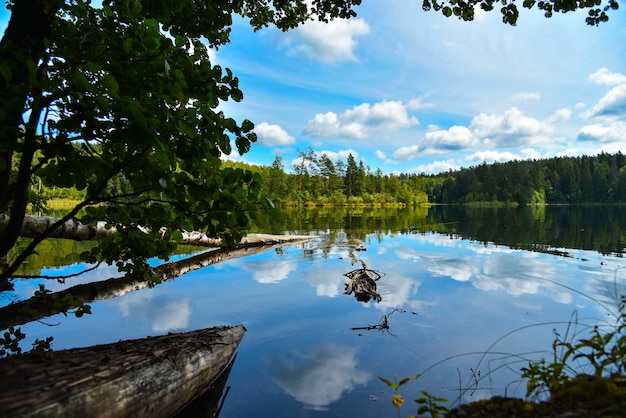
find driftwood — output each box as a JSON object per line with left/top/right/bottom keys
{"left": 0, "top": 324, "right": 245, "bottom": 418}
{"left": 343, "top": 260, "right": 384, "bottom": 303}
{"left": 0, "top": 214, "right": 310, "bottom": 248}
{"left": 349, "top": 309, "right": 414, "bottom": 336}
{"left": 0, "top": 238, "right": 313, "bottom": 331}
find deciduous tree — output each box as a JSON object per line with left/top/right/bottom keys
{"left": 0, "top": 0, "right": 618, "bottom": 286}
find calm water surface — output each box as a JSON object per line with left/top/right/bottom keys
{"left": 4, "top": 206, "right": 626, "bottom": 417}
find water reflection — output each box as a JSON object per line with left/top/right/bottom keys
{"left": 4, "top": 206, "right": 626, "bottom": 417}
{"left": 116, "top": 291, "right": 192, "bottom": 333}
{"left": 244, "top": 259, "right": 298, "bottom": 284}
{"left": 273, "top": 344, "right": 371, "bottom": 411}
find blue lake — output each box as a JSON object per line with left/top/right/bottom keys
{"left": 4, "top": 206, "right": 626, "bottom": 416}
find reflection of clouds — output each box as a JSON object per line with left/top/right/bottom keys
{"left": 245, "top": 260, "right": 297, "bottom": 284}
{"left": 273, "top": 344, "right": 370, "bottom": 410}
{"left": 402, "top": 234, "right": 578, "bottom": 303}
{"left": 151, "top": 299, "right": 192, "bottom": 332}
{"left": 305, "top": 266, "right": 347, "bottom": 297}
{"left": 376, "top": 274, "right": 420, "bottom": 309}
{"left": 429, "top": 258, "right": 478, "bottom": 282}
{"left": 116, "top": 291, "right": 191, "bottom": 332}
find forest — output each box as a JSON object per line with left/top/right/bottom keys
{"left": 38, "top": 151, "right": 626, "bottom": 208}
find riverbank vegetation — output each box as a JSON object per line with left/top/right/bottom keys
{"left": 35, "top": 151, "right": 626, "bottom": 210}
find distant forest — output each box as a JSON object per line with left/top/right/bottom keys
{"left": 40, "top": 151, "right": 626, "bottom": 207}
{"left": 244, "top": 151, "right": 626, "bottom": 206}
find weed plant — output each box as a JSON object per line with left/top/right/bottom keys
{"left": 379, "top": 272, "right": 626, "bottom": 417}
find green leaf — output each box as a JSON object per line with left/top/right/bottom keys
{"left": 377, "top": 376, "right": 398, "bottom": 390}
{"left": 72, "top": 71, "right": 91, "bottom": 91}
{"left": 443, "top": 6, "right": 452, "bottom": 16}
{"left": 172, "top": 230, "right": 184, "bottom": 241}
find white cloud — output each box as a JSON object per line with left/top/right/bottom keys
{"left": 254, "top": 122, "right": 296, "bottom": 146}
{"left": 511, "top": 92, "right": 541, "bottom": 101}
{"left": 470, "top": 107, "right": 553, "bottom": 148}
{"left": 577, "top": 121, "right": 626, "bottom": 143}
{"left": 465, "top": 150, "right": 522, "bottom": 163}
{"left": 584, "top": 84, "right": 626, "bottom": 120}
{"left": 546, "top": 108, "right": 572, "bottom": 124}
{"left": 318, "top": 149, "right": 359, "bottom": 161}
{"left": 589, "top": 68, "right": 626, "bottom": 86}
{"left": 520, "top": 148, "right": 542, "bottom": 160}
{"left": 304, "top": 100, "right": 419, "bottom": 139}
{"left": 375, "top": 150, "right": 387, "bottom": 159}
{"left": 423, "top": 125, "right": 478, "bottom": 150}
{"left": 409, "top": 159, "right": 459, "bottom": 174}
{"left": 393, "top": 145, "right": 420, "bottom": 161}
{"left": 283, "top": 18, "right": 370, "bottom": 63}
{"left": 406, "top": 98, "right": 433, "bottom": 110}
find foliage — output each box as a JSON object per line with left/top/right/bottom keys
{"left": 0, "top": 326, "right": 25, "bottom": 357}
{"left": 18, "top": 284, "right": 92, "bottom": 320}
{"left": 1, "top": 0, "right": 617, "bottom": 286}
{"left": 522, "top": 295, "right": 626, "bottom": 401}
{"left": 1, "top": 326, "right": 54, "bottom": 358}
{"left": 415, "top": 390, "right": 450, "bottom": 418}
{"left": 421, "top": 0, "right": 619, "bottom": 25}
{"left": 378, "top": 374, "right": 420, "bottom": 418}
{"left": 378, "top": 374, "right": 450, "bottom": 418}
{"left": 0, "top": 0, "right": 361, "bottom": 283}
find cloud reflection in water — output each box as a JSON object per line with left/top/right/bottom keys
{"left": 115, "top": 291, "right": 191, "bottom": 332}
{"left": 244, "top": 259, "right": 298, "bottom": 284}
{"left": 273, "top": 344, "right": 371, "bottom": 410}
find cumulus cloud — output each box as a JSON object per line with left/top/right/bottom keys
{"left": 375, "top": 150, "right": 387, "bottom": 159}
{"left": 583, "top": 84, "right": 626, "bottom": 120}
{"left": 283, "top": 18, "right": 370, "bottom": 63}
{"left": 393, "top": 145, "right": 420, "bottom": 161}
{"left": 577, "top": 121, "right": 626, "bottom": 143}
{"left": 254, "top": 122, "right": 296, "bottom": 146}
{"left": 589, "top": 68, "right": 626, "bottom": 86}
{"left": 304, "top": 100, "right": 420, "bottom": 139}
{"left": 470, "top": 107, "right": 553, "bottom": 148}
{"left": 422, "top": 125, "right": 478, "bottom": 150}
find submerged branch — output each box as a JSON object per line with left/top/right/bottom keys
{"left": 0, "top": 237, "right": 313, "bottom": 330}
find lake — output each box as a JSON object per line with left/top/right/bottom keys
{"left": 3, "top": 205, "right": 626, "bottom": 417}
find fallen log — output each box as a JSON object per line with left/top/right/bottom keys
{"left": 0, "top": 214, "right": 310, "bottom": 248}
{"left": 0, "top": 324, "right": 245, "bottom": 418}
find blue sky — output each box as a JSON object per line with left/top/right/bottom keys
{"left": 2, "top": 3, "right": 625, "bottom": 174}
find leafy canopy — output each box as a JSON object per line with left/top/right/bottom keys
{"left": 0, "top": 0, "right": 618, "bottom": 283}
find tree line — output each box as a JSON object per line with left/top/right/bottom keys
{"left": 227, "top": 151, "right": 626, "bottom": 207}
{"left": 430, "top": 152, "right": 626, "bottom": 205}
{"left": 34, "top": 151, "right": 626, "bottom": 208}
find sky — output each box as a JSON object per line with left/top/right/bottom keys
{"left": 2, "top": 2, "right": 625, "bottom": 175}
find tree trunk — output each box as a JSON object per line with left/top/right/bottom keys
{"left": 0, "top": 0, "right": 59, "bottom": 258}
{"left": 0, "top": 214, "right": 311, "bottom": 247}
